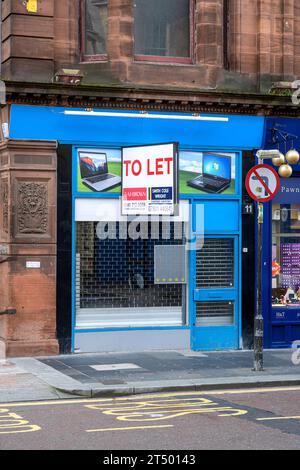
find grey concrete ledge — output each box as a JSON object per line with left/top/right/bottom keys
{"left": 10, "top": 352, "right": 300, "bottom": 401}
{"left": 55, "top": 375, "right": 300, "bottom": 399}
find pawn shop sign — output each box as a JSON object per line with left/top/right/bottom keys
{"left": 246, "top": 164, "right": 280, "bottom": 203}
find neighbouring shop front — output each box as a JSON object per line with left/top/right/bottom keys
{"left": 262, "top": 118, "right": 300, "bottom": 349}
{"left": 7, "top": 105, "right": 280, "bottom": 354}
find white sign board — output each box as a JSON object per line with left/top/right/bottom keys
{"left": 26, "top": 261, "right": 41, "bottom": 269}
{"left": 122, "top": 143, "right": 178, "bottom": 215}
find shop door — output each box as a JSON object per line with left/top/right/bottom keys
{"left": 191, "top": 236, "right": 240, "bottom": 350}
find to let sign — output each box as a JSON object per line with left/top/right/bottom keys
{"left": 122, "top": 143, "right": 178, "bottom": 215}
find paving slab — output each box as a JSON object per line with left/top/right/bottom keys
{"left": 0, "top": 359, "right": 83, "bottom": 403}
{"left": 0, "top": 349, "right": 298, "bottom": 403}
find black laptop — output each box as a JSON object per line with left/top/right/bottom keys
{"left": 79, "top": 150, "right": 121, "bottom": 192}
{"left": 187, "top": 154, "right": 232, "bottom": 194}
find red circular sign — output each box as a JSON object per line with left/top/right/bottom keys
{"left": 246, "top": 164, "right": 280, "bottom": 203}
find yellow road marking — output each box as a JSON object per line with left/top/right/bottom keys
{"left": 0, "top": 408, "right": 41, "bottom": 434}
{"left": 257, "top": 416, "right": 300, "bottom": 422}
{"left": 1, "top": 386, "right": 300, "bottom": 408}
{"left": 86, "top": 425, "right": 174, "bottom": 433}
{"left": 205, "top": 386, "right": 300, "bottom": 396}
{"left": 0, "top": 425, "right": 41, "bottom": 435}
{"left": 86, "top": 397, "right": 248, "bottom": 421}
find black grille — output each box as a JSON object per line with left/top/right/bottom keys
{"left": 196, "top": 301, "right": 234, "bottom": 326}
{"left": 196, "top": 238, "right": 234, "bottom": 288}
{"left": 76, "top": 221, "right": 185, "bottom": 310}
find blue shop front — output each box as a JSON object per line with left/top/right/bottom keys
{"left": 262, "top": 118, "right": 300, "bottom": 349}
{"left": 9, "top": 105, "right": 277, "bottom": 353}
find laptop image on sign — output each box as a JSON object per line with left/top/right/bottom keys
{"left": 187, "top": 154, "right": 232, "bottom": 194}
{"left": 79, "top": 151, "right": 121, "bottom": 192}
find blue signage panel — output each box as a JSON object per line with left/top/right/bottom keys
{"left": 272, "top": 308, "right": 300, "bottom": 323}
{"left": 151, "top": 187, "right": 173, "bottom": 201}
{"left": 9, "top": 105, "right": 266, "bottom": 150}
{"left": 274, "top": 178, "right": 300, "bottom": 203}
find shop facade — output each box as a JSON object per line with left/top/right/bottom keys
{"left": 1, "top": 104, "right": 299, "bottom": 356}
{"left": 262, "top": 118, "right": 300, "bottom": 349}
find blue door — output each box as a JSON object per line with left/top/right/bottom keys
{"left": 190, "top": 201, "right": 241, "bottom": 350}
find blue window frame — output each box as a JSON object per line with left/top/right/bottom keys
{"left": 71, "top": 143, "right": 242, "bottom": 352}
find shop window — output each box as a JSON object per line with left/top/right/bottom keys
{"left": 134, "top": 0, "right": 193, "bottom": 63}
{"left": 75, "top": 221, "right": 187, "bottom": 329}
{"left": 272, "top": 204, "right": 300, "bottom": 308}
{"left": 81, "top": 0, "right": 108, "bottom": 61}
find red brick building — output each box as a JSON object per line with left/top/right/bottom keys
{"left": 0, "top": 0, "right": 300, "bottom": 357}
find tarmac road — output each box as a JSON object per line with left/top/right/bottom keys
{"left": 0, "top": 386, "right": 300, "bottom": 451}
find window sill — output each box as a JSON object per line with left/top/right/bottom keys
{"left": 134, "top": 55, "right": 193, "bottom": 66}
{"left": 80, "top": 55, "right": 108, "bottom": 64}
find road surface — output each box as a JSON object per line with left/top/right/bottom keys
{"left": 1, "top": 386, "right": 300, "bottom": 451}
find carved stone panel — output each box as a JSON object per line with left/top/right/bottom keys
{"left": 17, "top": 181, "right": 48, "bottom": 234}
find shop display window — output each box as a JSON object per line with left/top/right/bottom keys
{"left": 272, "top": 203, "right": 300, "bottom": 308}
{"left": 75, "top": 220, "right": 187, "bottom": 329}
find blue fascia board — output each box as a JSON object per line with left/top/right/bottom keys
{"left": 10, "top": 105, "right": 265, "bottom": 150}
{"left": 264, "top": 116, "right": 300, "bottom": 170}
{"left": 265, "top": 117, "right": 300, "bottom": 151}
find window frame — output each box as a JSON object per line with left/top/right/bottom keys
{"left": 80, "top": 0, "right": 108, "bottom": 63}
{"left": 223, "top": 0, "right": 230, "bottom": 70}
{"left": 271, "top": 203, "right": 300, "bottom": 309}
{"left": 133, "top": 0, "right": 195, "bottom": 64}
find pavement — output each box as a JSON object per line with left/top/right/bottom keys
{"left": 0, "top": 349, "right": 300, "bottom": 403}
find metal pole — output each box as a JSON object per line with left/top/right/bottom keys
{"left": 254, "top": 202, "right": 264, "bottom": 371}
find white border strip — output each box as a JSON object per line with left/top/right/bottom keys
{"left": 64, "top": 110, "right": 229, "bottom": 122}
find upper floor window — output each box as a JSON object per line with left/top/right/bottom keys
{"left": 81, "top": 0, "right": 108, "bottom": 61}
{"left": 134, "top": 0, "right": 193, "bottom": 63}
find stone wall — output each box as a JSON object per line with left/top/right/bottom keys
{"left": 0, "top": 138, "right": 59, "bottom": 357}
{"left": 1, "top": 0, "right": 300, "bottom": 92}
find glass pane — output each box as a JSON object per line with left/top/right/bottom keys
{"left": 272, "top": 203, "right": 300, "bottom": 308}
{"left": 196, "top": 302, "right": 234, "bottom": 326}
{"left": 76, "top": 221, "right": 186, "bottom": 328}
{"left": 134, "top": 0, "right": 190, "bottom": 58}
{"left": 85, "top": 0, "right": 108, "bottom": 56}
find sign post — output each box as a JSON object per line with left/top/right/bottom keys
{"left": 246, "top": 163, "right": 280, "bottom": 371}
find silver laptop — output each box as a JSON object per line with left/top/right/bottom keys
{"left": 79, "top": 150, "right": 121, "bottom": 192}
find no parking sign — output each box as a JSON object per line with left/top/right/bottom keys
{"left": 246, "top": 164, "right": 280, "bottom": 203}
